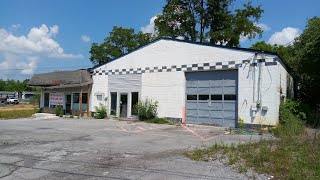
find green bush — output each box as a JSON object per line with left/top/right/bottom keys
{"left": 94, "top": 103, "right": 107, "bottom": 119}
{"left": 238, "top": 117, "right": 245, "bottom": 128}
{"left": 145, "top": 118, "right": 174, "bottom": 124}
{"left": 55, "top": 105, "right": 63, "bottom": 116}
{"left": 275, "top": 99, "right": 306, "bottom": 137}
{"left": 134, "top": 98, "right": 158, "bottom": 120}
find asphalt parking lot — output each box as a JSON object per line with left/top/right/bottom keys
{"left": 0, "top": 118, "right": 265, "bottom": 179}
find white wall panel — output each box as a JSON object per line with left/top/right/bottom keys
{"left": 141, "top": 71, "right": 185, "bottom": 119}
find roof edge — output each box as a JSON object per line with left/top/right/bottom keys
{"left": 92, "top": 37, "right": 280, "bottom": 70}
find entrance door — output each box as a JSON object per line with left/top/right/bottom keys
{"left": 65, "top": 94, "right": 72, "bottom": 114}
{"left": 120, "top": 94, "right": 128, "bottom": 118}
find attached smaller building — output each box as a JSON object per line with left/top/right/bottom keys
{"left": 28, "top": 69, "right": 92, "bottom": 116}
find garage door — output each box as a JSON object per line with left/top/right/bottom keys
{"left": 185, "top": 70, "right": 238, "bottom": 127}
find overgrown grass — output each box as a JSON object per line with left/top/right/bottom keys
{"left": 144, "top": 118, "right": 176, "bottom": 125}
{"left": 185, "top": 100, "right": 320, "bottom": 179}
{"left": 0, "top": 109, "right": 38, "bottom": 119}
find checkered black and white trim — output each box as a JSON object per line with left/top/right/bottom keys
{"left": 93, "top": 58, "right": 278, "bottom": 76}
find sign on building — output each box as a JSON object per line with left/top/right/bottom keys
{"left": 49, "top": 93, "right": 64, "bottom": 105}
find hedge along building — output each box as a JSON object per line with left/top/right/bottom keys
{"left": 90, "top": 38, "right": 294, "bottom": 127}
{"left": 28, "top": 69, "right": 92, "bottom": 116}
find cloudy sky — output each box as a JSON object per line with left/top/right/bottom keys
{"left": 0, "top": 0, "right": 319, "bottom": 80}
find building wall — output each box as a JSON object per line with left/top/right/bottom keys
{"left": 90, "top": 39, "right": 292, "bottom": 126}
{"left": 141, "top": 71, "right": 185, "bottom": 119}
{"left": 90, "top": 75, "right": 108, "bottom": 112}
{"left": 238, "top": 58, "right": 284, "bottom": 126}
{"left": 41, "top": 86, "right": 89, "bottom": 111}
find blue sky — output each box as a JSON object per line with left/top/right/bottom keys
{"left": 0, "top": 0, "right": 319, "bottom": 80}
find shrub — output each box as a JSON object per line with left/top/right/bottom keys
{"left": 238, "top": 117, "right": 245, "bottom": 128}
{"left": 55, "top": 105, "right": 63, "bottom": 116}
{"left": 276, "top": 99, "right": 306, "bottom": 137}
{"left": 134, "top": 98, "right": 158, "bottom": 120}
{"left": 94, "top": 103, "right": 107, "bottom": 119}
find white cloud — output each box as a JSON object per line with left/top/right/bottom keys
{"left": 0, "top": 24, "right": 83, "bottom": 78}
{"left": 255, "top": 23, "right": 271, "bottom": 32}
{"left": 240, "top": 23, "right": 270, "bottom": 43}
{"left": 141, "top": 16, "right": 157, "bottom": 34}
{"left": 268, "top": 27, "right": 301, "bottom": 46}
{"left": 81, "top": 35, "right": 91, "bottom": 43}
{"left": 9, "top": 24, "right": 21, "bottom": 31}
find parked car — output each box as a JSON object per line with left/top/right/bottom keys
{"left": 7, "top": 97, "right": 19, "bottom": 104}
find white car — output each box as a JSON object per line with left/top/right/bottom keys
{"left": 7, "top": 97, "right": 19, "bottom": 104}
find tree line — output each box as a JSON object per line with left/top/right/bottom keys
{"left": 0, "top": 79, "right": 33, "bottom": 92}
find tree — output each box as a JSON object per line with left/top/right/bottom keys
{"left": 291, "top": 17, "right": 320, "bottom": 107}
{"left": 89, "top": 26, "right": 155, "bottom": 65}
{"left": 154, "top": 0, "right": 263, "bottom": 46}
{"left": 250, "top": 41, "right": 294, "bottom": 70}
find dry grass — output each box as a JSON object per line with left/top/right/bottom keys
{"left": 0, "top": 104, "right": 39, "bottom": 111}
{"left": 185, "top": 129, "right": 320, "bottom": 179}
{"left": 0, "top": 108, "right": 39, "bottom": 119}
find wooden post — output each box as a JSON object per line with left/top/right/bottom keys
{"left": 87, "top": 84, "right": 91, "bottom": 117}
{"left": 79, "top": 86, "right": 83, "bottom": 117}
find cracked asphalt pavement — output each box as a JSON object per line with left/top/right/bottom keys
{"left": 0, "top": 118, "right": 266, "bottom": 179}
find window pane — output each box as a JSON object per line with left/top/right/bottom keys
{"left": 73, "top": 93, "right": 79, "bottom": 103}
{"left": 82, "top": 93, "right": 87, "bottom": 103}
{"left": 97, "top": 95, "right": 102, "bottom": 101}
{"left": 224, "top": 94, "right": 237, "bottom": 100}
{"left": 44, "top": 93, "right": 49, "bottom": 107}
{"left": 211, "top": 95, "right": 222, "bottom": 100}
{"left": 131, "top": 92, "right": 139, "bottom": 115}
{"left": 187, "top": 95, "right": 197, "bottom": 100}
{"left": 199, "top": 95, "right": 210, "bottom": 100}
{"left": 110, "top": 92, "right": 117, "bottom": 115}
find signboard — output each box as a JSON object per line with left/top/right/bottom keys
{"left": 49, "top": 93, "right": 64, "bottom": 105}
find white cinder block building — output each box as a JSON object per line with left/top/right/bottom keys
{"left": 90, "top": 38, "right": 294, "bottom": 127}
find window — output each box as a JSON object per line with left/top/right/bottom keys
{"left": 110, "top": 92, "right": 117, "bottom": 115}
{"left": 97, "top": 95, "right": 103, "bottom": 101}
{"left": 131, "top": 92, "right": 139, "bottom": 115}
{"left": 187, "top": 95, "right": 197, "bottom": 100}
{"left": 44, "top": 93, "right": 49, "bottom": 107}
{"left": 73, "top": 93, "right": 80, "bottom": 103}
{"left": 82, "top": 93, "right": 87, "bottom": 104}
{"left": 224, "top": 94, "right": 237, "bottom": 100}
{"left": 199, "top": 95, "right": 210, "bottom": 100}
{"left": 211, "top": 95, "right": 222, "bottom": 100}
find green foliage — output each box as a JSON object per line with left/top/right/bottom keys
{"left": 155, "top": 0, "right": 263, "bottom": 46}
{"left": 55, "top": 105, "right": 63, "bottom": 116}
{"left": 0, "top": 109, "right": 38, "bottom": 119}
{"left": 144, "top": 118, "right": 175, "bottom": 125}
{"left": 94, "top": 103, "right": 107, "bottom": 119}
{"left": 89, "top": 26, "right": 155, "bottom": 65}
{"left": 0, "top": 79, "right": 34, "bottom": 92}
{"left": 134, "top": 98, "right": 158, "bottom": 120}
{"left": 273, "top": 99, "right": 306, "bottom": 137}
{"left": 238, "top": 117, "right": 245, "bottom": 128}
{"left": 186, "top": 130, "right": 320, "bottom": 179}
{"left": 292, "top": 17, "right": 320, "bottom": 109}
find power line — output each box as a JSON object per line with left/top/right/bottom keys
{"left": 0, "top": 65, "right": 91, "bottom": 71}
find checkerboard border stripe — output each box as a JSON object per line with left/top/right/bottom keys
{"left": 93, "top": 59, "right": 277, "bottom": 76}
